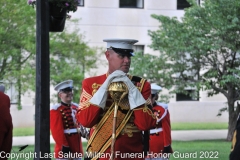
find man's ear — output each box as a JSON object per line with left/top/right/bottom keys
{"left": 58, "top": 92, "right": 61, "bottom": 98}
{"left": 105, "top": 50, "right": 110, "bottom": 59}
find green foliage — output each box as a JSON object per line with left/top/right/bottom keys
{"left": 0, "top": 0, "right": 99, "bottom": 106}
{"left": 0, "top": 0, "right": 36, "bottom": 108}
{"left": 130, "top": 0, "right": 240, "bottom": 140}
{"left": 48, "top": 26, "right": 99, "bottom": 103}
{"left": 21, "top": 24, "right": 100, "bottom": 104}
{"left": 147, "top": 0, "right": 240, "bottom": 102}
{"left": 0, "top": 0, "right": 36, "bottom": 80}
{"left": 130, "top": 52, "right": 173, "bottom": 102}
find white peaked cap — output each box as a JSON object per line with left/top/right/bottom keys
{"left": 54, "top": 80, "right": 73, "bottom": 92}
{"left": 151, "top": 83, "right": 162, "bottom": 94}
{"left": 0, "top": 85, "right": 5, "bottom": 92}
{"left": 103, "top": 38, "right": 138, "bottom": 49}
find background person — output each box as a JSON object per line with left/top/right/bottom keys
{"left": 147, "top": 83, "right": 173, "bottom": 160}
{"left": 76, "top": 38, "right": 157, "bottom": 160}
{"left": 50, "top": 80, "right": 88, "bottom": 160}
{"left": 230, "top": 113, "right": 240, "bottom": 160}
{"left": 0, "top": 84, "right": 13, "bottom": 160}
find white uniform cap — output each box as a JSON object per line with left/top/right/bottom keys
{"left": 54, "top": 80, "right": 73, "bottom": 92}
{"left": 0, "top": 85, "right": 5, "bottom": 92}
{"left": 103, "top": 38, "right": 138, "bottom": 49}
{"left": 151, "top": 83, "right": 162, "bottom": 94}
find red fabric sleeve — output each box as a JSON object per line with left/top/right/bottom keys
{"left": 50, "top": 110, "right": 69, "bottom": 148}
{"left": 133, "top": 81, "right": 157, "bottom": 131}
{"left": 162, "top": 111, "right": 172, "bottom": 147}
{"left": 76, "top": 78, "right": 102, "bottom": 128}
{"left": 154, "top": 105, "right": 172, "bottom": 147}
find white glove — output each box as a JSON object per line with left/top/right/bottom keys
{"left": 79, "top": 125, "right": 90, "bottom": 140}
{"left": 89, "top": 70, "right": 126, "bottom": 109}
{"left": 112, "top": 76, "right": 146, "bottom": 110}
{"left": 90, "top": 70, "right": 146, "bottom": 110}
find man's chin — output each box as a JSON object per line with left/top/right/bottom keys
{"left": 121, "top": 68, "right": 129, "bottom": 73}
{"left": 66, "top": 98, "right": 73, "bottom": 102}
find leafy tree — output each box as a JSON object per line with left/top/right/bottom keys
{"left": 0, "top": 0, "right": 36, "bottom": 108}
{"left": 130, "top": 52, "right": 172, "bottom": 103}
{"left": 132, "top": 0, "right": 240, "bottom": 141}
{"left": 48, "top": 27, "right": 100, "bottom": 103}
{"left": 1, "top": 0, "right": 100, "bottom": 107}
{"left": 21, "top": 25, "right": 100, "bottom": 104}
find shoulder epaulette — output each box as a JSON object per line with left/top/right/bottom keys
{"left": 131, "top": 75, "right": 146, "bottom": 83}
{"left": 129, "top": 75, "right": 146, "bottom": 92}
{"left": 50, "top": 103, "right": 61, "bottom": 110}
{"left": 157, "top": 102, "right": 168, "bottom": 110}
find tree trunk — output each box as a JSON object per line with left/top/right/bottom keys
{"left": 227, "top": 102, "right": 238, "bottom": 141}
{"left": 227, "top": 112, "right": 237, "bottom": 141}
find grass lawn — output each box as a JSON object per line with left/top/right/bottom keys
{"left": 171, "top": 140, "right": 231, "bottom": 160}
{"left": 11, "top": 140, "right": 231, "bottom": 160}
{"left": 171, "top": 122, "right": 228, "bottom": 130}
{"left": 13, "top": 122, "right": 228, "bottom": 136}
{"left": 13, "top": 127, "right": 35, "bottom": 136}
{"left": 11, "top": 123, "right": 230, "bottom": 159}
{"left": 11, "top": 142, "right": 87, "bottom": 160}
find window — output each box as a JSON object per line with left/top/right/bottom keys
{"left": 176, "top": 89, "right": 199, "bottom": 101}
{"left": 119, "top": 0, "right": 144, "bottom": 9}
{"left": 177, "top": 0, "right": 191, "bottom": 10}
{"left": 133, "top": 45, "right": 144, "bottom": 55}
{"left": 177, "top": 0, "right": 204, "bottom": 9}
{"left": 78, "top": 0, "right": 84, "bottom": 7}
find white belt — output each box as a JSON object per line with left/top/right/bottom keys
{"left": 64, "top": 128, "right": 80, "bottom": 134}
{"left": 150, "top": 128, "right": 163, "bottom": 134}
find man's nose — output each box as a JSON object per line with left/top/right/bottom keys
{"left": 123, "top": 56, "right": 131, "bottom": 62}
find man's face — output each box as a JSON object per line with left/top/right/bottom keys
{"left": 151, "top": 94, "right": 157, "bottom": 105}
{"left": 106, "top": 49, "right": 131, "bottom": 73}
{"left": 59, "top": 90, "right": 73, "bottom": 104}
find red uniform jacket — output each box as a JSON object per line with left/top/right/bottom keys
{"left": 50, "top": 102, "right": 83, "bottom": 159}
{"left": 149, "top": 102, "right": 173, "bottom": 158}
{"left": 0, "top": 92, "right": 12, "bottom": 160}
{"left": 76, "top": 73, "right": 156, "bottom": 160}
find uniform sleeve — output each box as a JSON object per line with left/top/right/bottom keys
{"left": 162, "top": 111, "right": 172, "bottom": 147}
{"left": 50, "top": 110, "right": 69, "bottom": 147}
{"left": 132, "top": 81, "right": 157, "bottom": 131}
{"left": 6, "top": 95, "right": 10, "bottom": 109}
{"left": 76, "top": 79, "right": 102, "bottom": 128}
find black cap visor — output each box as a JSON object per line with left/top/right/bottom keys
{"left": 110, "top": 47, "right": 134, "bottom": 57}
{"left": 60, "top": 87, "right": 73, "bottom": 93}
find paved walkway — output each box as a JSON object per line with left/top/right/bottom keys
{"left": 12, "top": 129, "right": 228, "bottom": 146}
{"left": 171, "top": 129, "right": 228, "bottom": 141}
